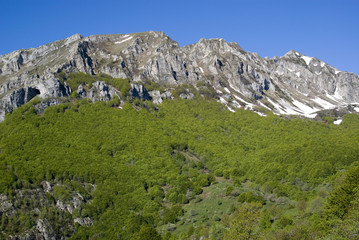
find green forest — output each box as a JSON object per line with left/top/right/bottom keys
{"left": 0, "top": 79, "right": 359, "bottom": 239}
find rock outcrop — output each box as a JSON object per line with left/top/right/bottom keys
{"left": 0, "top": 31, "right": 358, "bottom": 119}
{"left": 2, "top": 180, "right": 94, "bottom": 239}
{"left": 129, "top": 83, "right": 151, "bottom": 100}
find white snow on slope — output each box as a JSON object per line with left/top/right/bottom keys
{"left": 301, "top": 56, "right": 313, "bottom": 65}
{"left": 258, "top": 101, "right": 271, "bottom": 110}
{"left": 219, "top": 97, "right": 227, "bottom": 104}
{"left": 292, "top": 100, "right": 318, "bottom": 118}
{"left": 267, "top": 99, "right": 286, "bottom": 114}
{"left": 233, "top": 95, "right": 254, "bottom": 110}
{"left": 354, "top": 107, "right": 359, "bottom": 112}
{"left": 227, "top": 107, "right": 235, "bottom": 112}
{"left": 326, "top": 93, "right": 342, "bottom": 102}
{"left": 228, "top": 83, "right": 241, "bottom": 94}
{"left": 334, "top": 119, "right": 342, "bottom": 125}
{"left": 256, "top": 112, "right": 267, "bottom": 117}
{"left": 313, "top": 97, "right": 336, "bottom": 108}
{"left": 218, "top": 97, "right": 236, "bottom": 113}
{"left": 266, "top": 97, "right": 319, "bottom": 118}
{"left": 115, "top": 36, "right": 133, "bottom": 44}
{"left": 278, "top": 99, "right": 302, "bottom": 115}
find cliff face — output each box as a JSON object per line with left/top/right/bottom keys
{"left": 0, "top": 31, "right": 358, "bottom": 120}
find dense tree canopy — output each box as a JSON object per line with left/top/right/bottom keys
{"left": 0, "top": 94, "right": 359, "bottom": 239}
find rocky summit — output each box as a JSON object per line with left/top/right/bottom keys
{"left": 1, "top": 31, "right": 358, "bottom": 121}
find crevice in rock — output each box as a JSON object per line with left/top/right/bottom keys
{"left": 26, "top": 87, "right": 41, "bottom": 102}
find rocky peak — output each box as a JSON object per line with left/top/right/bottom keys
{"left": 0, "top": 31, "right": 358, "bottom": 120}
{"left": 65, "top": 33, "right": 83, "bottom": 44}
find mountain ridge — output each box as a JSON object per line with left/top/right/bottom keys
{"left": 0, "top": 31, "right": 358, "bottom": 121}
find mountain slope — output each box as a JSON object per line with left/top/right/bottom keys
{"left": 0, "top": 31, "right": 358, "bottom": 120}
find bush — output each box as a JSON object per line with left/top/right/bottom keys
{"left": 277, "top": 216, "right": 293, "bottom": 229}
{"left": 225, "top": 186, "right": 234, "bottom": 196}
{"left": 53, "top": 186, "right": 70, "bottom": 201}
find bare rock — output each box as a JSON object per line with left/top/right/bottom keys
{"left": 36, "top": 219, "right": 56, "bottom": 240}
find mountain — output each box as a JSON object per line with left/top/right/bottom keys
{"left": 1, "top": 31, "right": 359, "bottom": 239}
{"left": 1, "top": 31, "right": 359, "bottom": 121}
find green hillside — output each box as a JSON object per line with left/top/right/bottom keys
{"left": 0, "top": 93, "right": 359, "bottom": 239}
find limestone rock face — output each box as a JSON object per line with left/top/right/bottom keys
{"left": 74, "top": 217, "right": 94, "bottom": 227}
{"left": 149, "top": 90, "right": 162, "bottom": 104}
{"left": 0, "top": 31, "right": 358, "bottom": 119}
{"left": 36, "top": 219, "right": 56, "bottom": 240}
{"left": 130, "top": 83, "right": 151, "bottom": 100}
{"left": 0, "top": 194, "right": 14, "bottom": 215}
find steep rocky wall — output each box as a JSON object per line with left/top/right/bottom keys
{"left": 0, "top": 31, "right": 358, "bottom": 120}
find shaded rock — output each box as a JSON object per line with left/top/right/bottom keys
{"left": 88, "top": 81, "right": 115, "bottom": 102}
{"left": 129, "top": 83, "right": 151, "bottom": 100}
{"left": 74, "top": 217, "right": 93, "bottom": 227}
{"left": 36, "top": 219, "right": 56, "bottom": 240}
{"left": 41, "top": 181, "right": 52, "bottom": 193}
{"left": 161, "top": 91, "right": 173, "bottom": 99}
{"left": 149, "top": 90, "right": 162, "bottom": 104}
{"left": 77, "top": 84, "right": 87, "bottom": 98}
{"left": 34, "top": 98, "right": 69, "bottom": 115}
{"left": 179, "top": 92, "right": 194, "bottom": 99}
{"left": 0, "top": 194, "right": 14, "bottom": 215}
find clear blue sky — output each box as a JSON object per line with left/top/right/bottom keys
{"left": 1, "top": 0, "right": 358, "bottom": 74}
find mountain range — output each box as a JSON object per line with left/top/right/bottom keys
{"left": 1, "top": 31, "right": 358, "bottom": 121}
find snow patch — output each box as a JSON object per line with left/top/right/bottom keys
{"left": 224, "top": 87, "right": 231, "bottom": 94}
{"left": 301, "top": 56, "right": 313, "bottom": 65}
{"left": 354, "top": 107, "right": 359, "bottom": 112}
{"left": 231, "top": 100, "right": 241, "bottom": 109}
{"left": 255, "top": 112, "right": 267, "bottom": 117}
{"left": 267, "top": 99, "right": 286, "bottom": 114}
{"left": 333, "top": 119, "right": 342, "bottom": 125}
{"left": 267, "top": 98, "right": 317, "bottom": 118}
{"left": 227, "top": 106, "right": 235, "bottom": 112}
{"left": 325, "top": 93, "right": 342, "bottom": 102}
{"left": 320, "top": 62, "right": 325, "bottom": 67}
{"left": 335, "top": 69, "right": 341, "bottom": 74}
{"left": 228, "top": 83, "right": 242, "bottom": 94}
{"left": 233, "top": 95, "right": 254, "bottom": 110}
{"left": 296, "top": 72, "right": 301, "bottom": 77}
{"left": 292, "top": 100, "right": 318, "bottom": 118}
{"left": 313, "top": 97, "right": 336, "bottom": 108}
{"left": 219, "top": 97, "right": 227, "bottom": 104}
{"left": 115, "top": 36, "right": 133, "bottom": 44}
{"left": 258, "top": 101, "right": 271, "bottom": 110}
{"left": 199, "top": 67, "right": 204, "bottom": 73}
{"left": 218, "top": 97, "right": 235, "bottom": 112}
{"left": 278, "top": 99, "right": 302, "bottom": 115}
